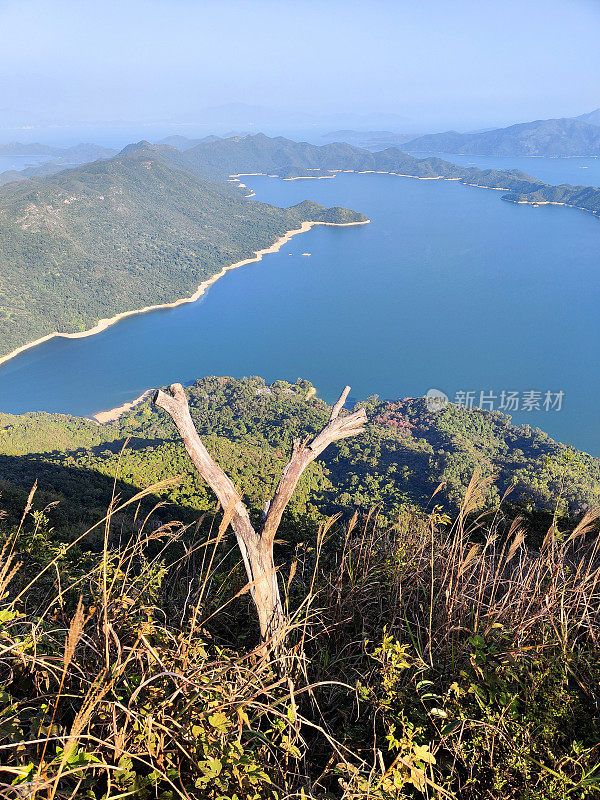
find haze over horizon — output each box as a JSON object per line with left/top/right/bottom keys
{"left": 1, "top": 0, "right": 599, "bottom": 146}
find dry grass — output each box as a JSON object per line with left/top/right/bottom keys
{"left": 0, "top": 474, "right": 599, "bottom": 798}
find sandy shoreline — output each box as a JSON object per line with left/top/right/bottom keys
{"left": 92, "top": 389, "right": 154, "bottom": 423}
{"left": 230, "top": 167, "right": 511, "bottom": 188}
{"left": 0, "top": 215, "right": 369, "bottom": 380}
{"left": 506, "top": 198, "right": 599, "bottom": 217}
{"left": 283, "top": 175, "right": 335, "bottom": 181}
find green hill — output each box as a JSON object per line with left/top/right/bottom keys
{"left": 168, "top": 133, "right": 379, "bottom": 179}
{"left": 1, "top": 376, "right": 597, "bottom": 539}
{"left": 503, "top": 181, "right": 600, "bottom": 214}
{"left": 0, "top": 144, "right": 366, "bottom": 359}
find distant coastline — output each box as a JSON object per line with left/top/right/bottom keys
{"left": 230, "top": 168, "right": 506, "bottom": 186}
{"left": 0, "top": 216, "right": 369, "bottom": 371}
{"left": 230, "top": 169, "right": 600, "bottom": 219}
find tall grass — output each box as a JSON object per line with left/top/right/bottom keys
{"left": 1, "top": 474, "right": 599, "bottom": 798}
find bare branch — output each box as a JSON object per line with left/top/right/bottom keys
{"left": 260, "top": 388, "right": 367, "bottom": 544}
{"left": 330, "top": 385, "right": 351, "bottom": 421}
{"left": 153, "top": 381, "right": 368, "bottom": 646}
{"left": 309, "top": 407, "right": 368, "bottom": 457}
{"left": 153, "top": 384, "right": 257, "bottom": 549}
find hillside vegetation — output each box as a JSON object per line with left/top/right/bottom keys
{"left": 1, "top": 377, "right": 598, "bottom": 540}
{"left": 1, "top": 377, "right": 600, "bottom": 798}
{"left": 0, "top": 146, "right": 365, "bottom": 359}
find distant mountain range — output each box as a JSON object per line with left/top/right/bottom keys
{"left": 3, "top": 103, "right": 600, "bottom": 183}
{"left": 402, "top": 111, "right": 600, "bottom": 157}
{"left": 154, "top": 134, "right": 222, "bottom": 151}
{"left": 0, "top": 142, "right": 61, "bottom": 156}
{"left": 577, "top": 108, "right": 600, "bottom": 126}
{"left": 321, "top": 130, "right": 421, "bottom": 151}
{"left": 0, "top": 141, "right": 115, "bottom": 158}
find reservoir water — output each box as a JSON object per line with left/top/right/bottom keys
{"left": 0, "top": 170, "right": 598, "bottom": 454}
{"left": 405, "top": 152, "right": 600, "bottom": 187}
{"left": 0, "top": 155, "right": 55, "bottom": 174}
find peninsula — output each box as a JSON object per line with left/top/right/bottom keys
{"left": 0, "top": 142, "right": 367, "bottom": 362}
{"left": 2, "top": 133, "right": 600, "bottom": 365}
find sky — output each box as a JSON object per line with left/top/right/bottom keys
{"left": 0, "top": 0, "right": 599, "bottom": 142}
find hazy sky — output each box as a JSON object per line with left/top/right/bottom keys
{"left": 1, "top": 0, "right": 599, "bottom": 136}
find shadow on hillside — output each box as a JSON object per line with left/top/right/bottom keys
{"left": 0, "top": 453, "right": 198, "bottom": 543}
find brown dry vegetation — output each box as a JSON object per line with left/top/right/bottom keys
{"left": 1, "top": 473, "right": 599, "bottom": 798}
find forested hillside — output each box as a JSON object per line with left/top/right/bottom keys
{"left": 0, "top": 145, "right": 365, "bottom": 359}
{"left": 1, "top": 377, "right": 597, "bottom": 540}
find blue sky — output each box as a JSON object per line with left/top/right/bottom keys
{"left": 1, "top": 0, "right": 599, "bottom": 135}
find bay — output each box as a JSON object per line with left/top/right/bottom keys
{"left": 0, "top": 154, "right": 55, "bottom": 174}
{"left": 0, "top": 170, "right": 598, "bottom": 455}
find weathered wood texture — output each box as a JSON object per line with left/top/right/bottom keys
{"left": 154, "top": 383, "right": 367, "bottom": 645}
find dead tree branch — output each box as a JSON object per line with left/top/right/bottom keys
{"left": 153, "top": 382, "right": 367, "bottom": 645}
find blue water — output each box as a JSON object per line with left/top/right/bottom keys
{"left": 0, "top": 171, "right": 598, "bottom": 454}
{"left": 0, "top": 154, "right": 55, "bottom": 174}
{"left": 407, "top": 151, "right": 600, "bottom": 188}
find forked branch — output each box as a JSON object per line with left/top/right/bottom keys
{"left": 260, "top": 386, "right": 366, "bottom": 544}
{"left": 153, "top": 382, "right": 367, "bottom": 644}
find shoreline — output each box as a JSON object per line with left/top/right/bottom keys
{"left": 0, "top": 216, "right": 369, "bottom": 372}
{"left": 3, "top": 166, "right": 595, "bottom": 376}
{"left": 504, "top": 197, "right": 600, "bottom": 218}
{"left": 232, "top": 167, "right": 600, "bottom": 219}
{"left": 92, "top": 389, "right": 154, "bottom": 424}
